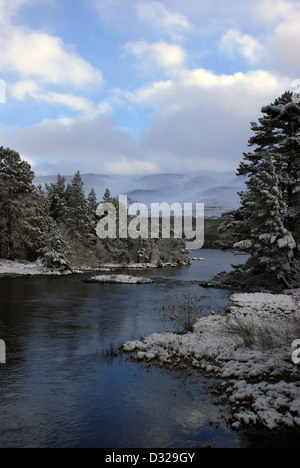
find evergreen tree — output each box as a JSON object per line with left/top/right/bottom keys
{"left": 238, "top": 91, "right": 300, "bottom": 252}
{"left": 0, "top": 147, "right": 37, "bottom": 259}
{"left": 232, "top": 156, "right": 296, "bottom": 287}
{"left": 65, "top": 171, "right": 91, "bottom": 243}
{"left": 87, "top": 187, "right": 99, "bottom": 236}
{"left": 23, "top": 185, "right": 52, "bottom": 258}
{"left": 45, "top": 174, "right": 68, "bottom": 224}
{"left": 38, "top": 218, "right": 72, "bottom": 272}
{"left": 260, "top": 97, "right": 300, "bottom": 250}
{"left": 87, "top": 188, "right": 98, "bottom": 214}
{"left": 220, "top": 92, "right": 300, "bottom": 288}
{"left": 103, "top": 188, "right": 112, "bottom": 203}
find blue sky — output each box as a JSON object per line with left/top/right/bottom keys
{"left": 0, "top": 0, "right": 299, "bottom": 175}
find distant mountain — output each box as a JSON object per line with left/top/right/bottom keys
{"left": 34, "top": 171, "right": 246, "bottom": 218}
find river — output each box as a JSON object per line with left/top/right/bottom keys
{"left": 0, "top": 249, "right": 290, "bottom": 448}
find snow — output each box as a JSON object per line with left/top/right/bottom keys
{"left": 96, "top": 261, "right": 188, "bottom": 271}
{"left": 88, "top": 274, "right": 154, "bottom": 284}
{"left": 123, "top": 290, "right": 300, "bottom": 430}
{"left": 0, "top": 258, "right": 70, "bottom": 276}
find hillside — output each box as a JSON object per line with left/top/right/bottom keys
{"left": 35, "top": 171, "right": 245, "bottom": 219}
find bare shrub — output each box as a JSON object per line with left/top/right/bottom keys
{"left": 160, "top": 286, "right": 207, "bottom": 333}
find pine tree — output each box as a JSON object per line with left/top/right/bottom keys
{"left": 0, "top": 147, "right": 37, "bottom": 259}
{"left": 23, "top": 185, "right": 51, "bottom": 259}
{"left": 220, "top": 92, "right": 300, "bottom": 288}
{"left": 65, "top": 171, "right": 91, "bottom": 243}
{"left": 238, "top": 91, "right": 300, "bottom": 254}
{"left": 45, "top": 174, "right": 68, "bottom": 224}
{"left": 103, "top": 188, "right": 112, "bottom": 203}
{"left": 233, "top": 156, "right": 296, "bottom": 287}
{"left": 86, "top": 187, "right": 99, "bottom": 237}
{"left": 38, "top": 218, "right": 72, "bottom": 272}
{"left": 260, "top": 96, "right": 300, "bottom": 251}
{"left": 87, "top": 188, "right": 98, "bottom": 213}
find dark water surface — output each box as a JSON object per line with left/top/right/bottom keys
{"left": 0, "top": 250, "right": 293, "bottom": 448}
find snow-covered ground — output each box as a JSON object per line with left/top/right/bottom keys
{"left": 88, "top": 274, "right": 153, "bottom": 284}
{"left": 123, "top": 290, "right": 300, "bottom": 430}
{"left": 0, "top": 259, "right": 70, "bottom": 276}
{"left": 97, "top": 260, "right": 189, "bottom": 271}
{"left": 0, "top": 259, "right": 188, "bottom": 276}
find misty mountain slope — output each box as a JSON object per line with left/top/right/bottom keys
{"left": 35, "top": 172, "right": 246, "bottom": 218}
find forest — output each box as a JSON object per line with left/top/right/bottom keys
{"left": 0, "top": 155, "right": 187, "bottom": 271}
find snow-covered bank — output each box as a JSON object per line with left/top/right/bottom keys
{"left": 0, "top": 259, "right": 71, "bottom": 276}
{"left": 0, "top": 258, "right": 190, "bottom": 277}
{"left": 87, "top": 274, "right": 153, "bottom": 284}
{"left": 123, "top": 291, "right": 300, "bottom": 430}
{"left": 96, "top": 259, "right": 191, "bottom": 271}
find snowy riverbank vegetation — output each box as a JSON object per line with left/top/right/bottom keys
{"left": 0, "top": 148, "right": 188, "bottom": 273}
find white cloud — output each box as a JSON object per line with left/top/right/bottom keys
{"left": 3, "top": 67, "right": 289, "bottom": 177}
{"left": 127, "top": 69, "right": 286, "bottom": 115}
{"left": 10, "top": 80, "right": 112, "bottom": 117}
{"left": 0, "top": 28, "right": 103, "bottom": 89}
{"left": 219, "top": 29, "right": 264, "bottom": 64}
{"left": 1, "top": 0, "right": 299, "bottom": 178}
{"left": 0, "top": 0, "right": 105, "bottom": 116}
{"left": 10, "top": 79, "right": 40, "bottom": 101}
{"left": 136, "top": 2, "right": 192, "bottom": 41}
{"left": 124, "top": 40, "right": 186, "bottom": 72}
{"left": 3, "top": 115, "right": 153, "bottom": 175}
{"left": 124, "top": 68, "right": 289, "bottom": 172}
{"left": 266, "top": 12, "right": 300, "bottom": 76}
{"left": 0, "top": 0, "right": 38, "bottom": 24}
{"left": 253, "top": 0, "right": 298, "bottom": 24}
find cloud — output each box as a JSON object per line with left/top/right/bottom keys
{"left": 136, "top": 2, "right": 192, "bottom": 41}
{"left": 0, "top": 0, "right": 42, "bottom": 24}
{"left": 3, "top": 115, "right": 160, "bottom": 176}
{"left": 266, "top": 12, "right": 300, "bottom": 76}
{"left": 219, "top": 29, "right": 264, "bottom": 65}
{"left": 125, "top": 68, "right": 289, "bottom": 172}
{"left": 127, "top": 69, "right": 286, "bottom": 115}
{"left": 1, "top": 0, "right": 299, "bottom": 178}
{"left": 0, "top": 28, "right": 103, "bottom": 89}
{"left": 124, "top": 40, "right": 186, "bottom": 72}
{"left": 2, "top": 66, "right": 289, "bottom": 177}
{"left": 253, "top": 0, "right": 298, "bottom": 24}
{"left": 0, "top": 0, "right": 104, "bottom": 118}
{"left": 10, "top": 80, "right": 111, "bottom": 117}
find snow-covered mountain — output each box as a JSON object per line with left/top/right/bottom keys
{"left": 35, "top": 171, "right": 246, "bottom": 218}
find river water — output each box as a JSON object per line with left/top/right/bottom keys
{"left": 0, "top": 249, "right": 288, "bottom": 448}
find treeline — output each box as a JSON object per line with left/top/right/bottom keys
{"left": 0, "top": 147, "right": 187, "bottom": 271}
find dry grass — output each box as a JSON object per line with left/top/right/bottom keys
{"left": 223, "top": 314, "right": 300, "bottom": 351}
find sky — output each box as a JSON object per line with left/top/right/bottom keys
{"left": 0, "top": 0, "right": 299, "bottom": 176}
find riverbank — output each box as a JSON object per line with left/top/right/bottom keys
{"left": 123, "top": 290, "right": 300, "bottom": 431}
{"left": 0, "top": 257, "right": 191, "bottom": 277}
{"left": 0, "top": 259, "right": 72, "bottom": 276}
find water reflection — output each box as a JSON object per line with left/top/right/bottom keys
{"left": 0, "top": 249, "right": 280, "bottom": 448}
